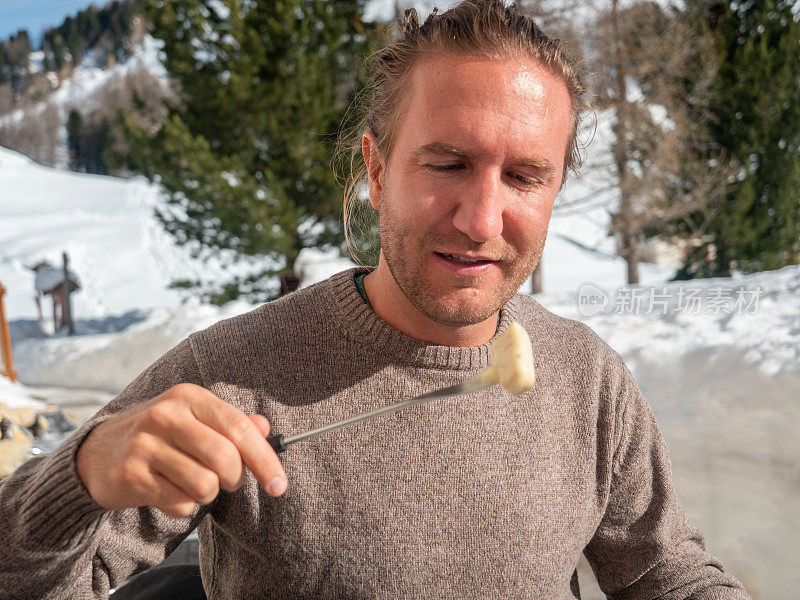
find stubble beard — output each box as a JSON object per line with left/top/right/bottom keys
{"left": 378, "top": 194, "right": 546, "bottom": 328}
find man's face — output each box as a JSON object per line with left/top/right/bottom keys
{"left": 367, "top": 53, "right": 573, "bottom": 328}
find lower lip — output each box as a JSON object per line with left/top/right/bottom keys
{"left": 433, "top": 252, "right": 498, "bottom": 276}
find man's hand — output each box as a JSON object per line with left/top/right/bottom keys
{"left": 76, "top": 383, "right": 287, "bottom": 518}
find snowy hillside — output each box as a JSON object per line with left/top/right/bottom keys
{"left": 0, "top": 146, "right": 275, "bottom": 322}
{"left": 0, "top": 34, "right": 169, "bottom": 170}
{"left": 2, "top": 34, "right": 167, "bottom": 128}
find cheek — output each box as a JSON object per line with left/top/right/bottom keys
{"left": 504, "top": 201, "right": 553, "bottom": 247}
{"left": 406, "top": 180, "right": 456, "bottom": 225}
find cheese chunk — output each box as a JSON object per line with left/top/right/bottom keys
{"left": 478, "top": 322, "right": 536, "bottom": 394}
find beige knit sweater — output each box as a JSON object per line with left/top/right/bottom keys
{"left": 0, "top": 268, "right": 751, "bottom": 600}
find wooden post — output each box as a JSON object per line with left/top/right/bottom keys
{"left": 0, "top": 282, "right": 18, "bottom": 382}
{"left": 52, "top": 293, "right": 60, "bottom": 332}
{"left": 62, "top": 252, "right": 74, "bottom": 335}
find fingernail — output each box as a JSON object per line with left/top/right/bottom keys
{"left": 268, "top": 476, "right": 287, "bottom": 497}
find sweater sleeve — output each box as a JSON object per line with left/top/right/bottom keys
{"left": 583, "top": 365, "right": 752, "bottom": 600}
{"left": 0, "top": 336, "right": 213, "bottom": 600}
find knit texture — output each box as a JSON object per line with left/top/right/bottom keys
{"left": 0, "top": 268, "right": 752, "bottom": 599}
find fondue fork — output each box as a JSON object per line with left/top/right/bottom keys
{"left": 266, "top": 322, "right": 535, "bottom": 453}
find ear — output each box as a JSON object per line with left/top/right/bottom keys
{"left": 362, "top": 130, "right": 384, "bottom": 210}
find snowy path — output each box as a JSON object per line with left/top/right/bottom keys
{"left": 25, "top": 385, "right": 112, "bottom": 424}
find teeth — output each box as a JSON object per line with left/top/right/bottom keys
{"left": 444, "top": 253, "right": 483, "bottom": 264}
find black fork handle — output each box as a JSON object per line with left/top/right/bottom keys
{"left": 268, "top": 434, "right": 287, "bottom": 453}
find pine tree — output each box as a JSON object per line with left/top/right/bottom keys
{"left": 677, "top": 0, "right": 800, "bottom": 277}
{"left": 2, "top": 30, "right": 31, "bottom": 100}
{"left": 121, "top": 0, "right": 372, "bottom": 302}
{"left": 67, "top": 109, "right": 85, "bottom": 171}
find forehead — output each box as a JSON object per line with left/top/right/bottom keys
{"left": 394, "top": 53, "right": 573, "bottom": 164}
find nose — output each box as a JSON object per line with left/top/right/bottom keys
{"left": 451, "top": 170, "right": 505, "bottom": 243}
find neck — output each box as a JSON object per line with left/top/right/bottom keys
{"left": 363, "top": 261, "right": 499, "bottom": 347}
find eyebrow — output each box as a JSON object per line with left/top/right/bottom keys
{"left": 412, "top": 142, "right": 557, "bottom": 179}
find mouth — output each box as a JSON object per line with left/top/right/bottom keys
{"left": 435, "top": 252, "right": 493, "bottom": 265}
{"left": 434, "top": 252, "right": 497, "bottom": 268}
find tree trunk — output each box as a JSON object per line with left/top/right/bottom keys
{"left": 611, "top": 0, "right": 639, "bottom": 285}
{"left": 622, "top": 231, "right": 640, "bottom": 285}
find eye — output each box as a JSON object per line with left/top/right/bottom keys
{"left": 425, "top": 163, "right": 463, "bottom": 173}
{"left": 506, "top": 171, "right": 543, "bottom": 188}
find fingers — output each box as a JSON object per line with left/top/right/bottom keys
{"left": 167, "top": 422, "right": 244, "bottom": 493}
{"left": 250, "top": 414, "right": 270, "bottom": 437}
{"left": 150, "top": 472, "right": 200, "bottom": 519}
{"left": 180, "top": 385, "right": 288, "bottom": 497}
{"left": 77, "top": 383, "right": 289, "bottom": 516}
{"left": 112, "top": 437, "right": 197, "bottom": 516}
{"left": 150, "top": 442, "right": 222, "bottom": 505}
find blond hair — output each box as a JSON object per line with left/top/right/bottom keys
{"left": 338, "top": 0, "right": 588, "bottom": 263}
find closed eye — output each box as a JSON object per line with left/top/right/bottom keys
{"left": 425, "top": 163, "right": 464, "bottom": 173}
{"left": 507, "top": 171, "right": 543, "bottom": 187}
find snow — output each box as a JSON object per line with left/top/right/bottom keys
{"left": 364, "top": 0, "right": 456, "bottom": 22}
{"left": 0, "top": 375, "right": 45, "bottom": 409}
{"left": 2, "top": 34, "right": 167, "bottom": 128}
{"left": 29, "top": 50, "right": 45, "bottom": 74}
{"left": 538, "top": 264, "right": 800, "bottom": 378}
{"left": 34, "top": 264, "right": 80, "bottom": 294}
{"left": 0, "top": 146, "right": 272, "bottom": 322}
{"left": 295, "top": 247, "right": 358, "bottom": 289}
{"left": 48, "top": 34, "right": 168, "bottom": 138}
{"left": 9, "top": 303, "right": 255, "bottom": 393}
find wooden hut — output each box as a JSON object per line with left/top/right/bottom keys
{"left": 30, "top": 253, "right": 80, "bottom": 335}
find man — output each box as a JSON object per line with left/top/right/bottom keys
{"left": 0, "top": 2, "right": 752, "bottom": 599}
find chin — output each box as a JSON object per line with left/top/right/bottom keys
{"left": 418, "top": 292, "right": 503, "bottom": 328}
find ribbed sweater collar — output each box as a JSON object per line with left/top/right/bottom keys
{"left": 323, "top": 267, "right": 522, "bottom": 372}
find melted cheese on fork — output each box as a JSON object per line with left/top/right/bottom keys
{"left": 478, "top": 322, "right": 536, "bottom": 394}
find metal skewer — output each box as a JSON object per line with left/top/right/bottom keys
{"left": 266, "top": 321, "right": 536, "bottom": 454}
{"left": 267, "top": 377, "right": 493, "bottom": 453}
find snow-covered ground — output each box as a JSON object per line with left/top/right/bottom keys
{"left": 0, "top": 34, "right": 169, "bottom": 169}
{"left": 541, "top": 265, "right": 800, "bottom": 378}
{"left": 0, "top": 374, "right": 45, "bottom": 409}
